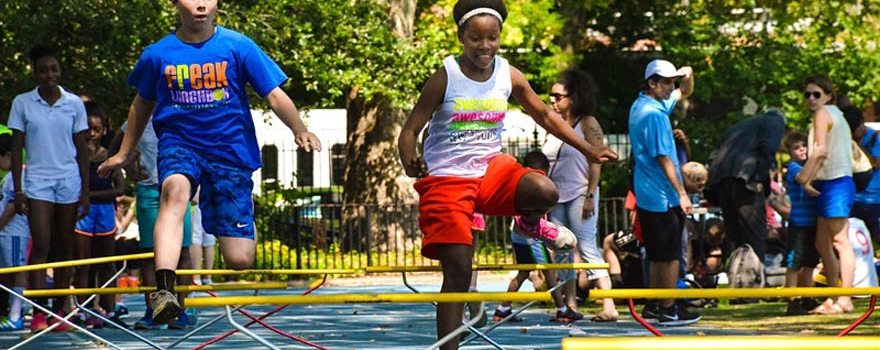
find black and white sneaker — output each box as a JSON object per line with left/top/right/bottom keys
{"left": 640, "top": 303, "right": 661, "bottom": 323}
{"left": 658, "top": 304, "right": 701, "bottom": 326}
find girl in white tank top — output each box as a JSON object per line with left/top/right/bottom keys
{"left": 397, "top": 1, "right": 617, "bottom": 347}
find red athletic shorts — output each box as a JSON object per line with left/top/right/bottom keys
{"left": 414, "top": 154, "right": 540, "bottom": 259}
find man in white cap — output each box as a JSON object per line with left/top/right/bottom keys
{"left": 628, "top": 59, "right": 700, "bottom": 326}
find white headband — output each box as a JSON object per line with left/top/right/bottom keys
{"left": 457, "top": 8, "right": 504, "bottom": 26}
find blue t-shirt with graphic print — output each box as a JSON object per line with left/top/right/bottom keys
{"left": 129, "top": 26, "right": 287, "bottom": 171}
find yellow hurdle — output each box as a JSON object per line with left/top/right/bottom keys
{"left": 364, "top": 263, "right": 609, "bottom": 273}
{"left": 186, "top": 287, "right": 880, "bottom": 308}
{"left": 0, "top": 252, "right": 154, "bottom": 275}
{"left": 562, "top": 336, "right": 880, "bottom": 350}
{"left": 24, "top": 282, "right": 288, "bottom": 297}
{"left": 588, "top": 287, "right": 880, "bottom": 300}
{"left": 186, "top": 291, "right": 554, "bottom": 307}
{"left": 176, "top": 268, "right": 358, "bottom": 275}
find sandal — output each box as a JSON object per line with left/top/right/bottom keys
{"left": 833, "top": 301, "right": 854, "bottom": 314}
{"left": 811, "top": 302, "right": 845, "bottom": 315}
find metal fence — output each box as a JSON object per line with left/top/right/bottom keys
{"left": 250, "top": 198, "right": 630, "bottom": 271}
{"left": 247, "top": 136, "right": 634, "bottom": 272}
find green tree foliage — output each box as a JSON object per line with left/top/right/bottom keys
{"left": 0, "top": 1, "right": 174, "bottom": 123}
{"left": 560, "top": 0, "right": 880, "bottom": 163}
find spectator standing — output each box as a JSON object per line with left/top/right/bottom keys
{"left": 629, "top": 59, "right": 699, "bottom": 326}
{"left": 794, "top": 75, "right": 855, "bottom": 314}
{"left": 543, "top": 68, "right": 617, "bottom": 322}
{"left": 8, "top": 45, "right": 89, "bottom": 332}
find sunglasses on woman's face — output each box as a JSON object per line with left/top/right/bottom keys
{"left": 804, "top": 91, "right": 823, "bottom": 99}
{"left": 549, "top": 93, "right": 569, "bottom": 103}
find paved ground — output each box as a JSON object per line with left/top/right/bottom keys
{"left": 0, "top": 274, "right": 750, "bottom": 349}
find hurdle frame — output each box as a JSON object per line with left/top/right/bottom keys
{"left": 186, "top": 287, "right": 880, "bottom": 349}
{"left": 0, "top": 252, "right": 154, "bottom": 350}
{"left": 176, "top": 268, "right": 357, "bottom": 350}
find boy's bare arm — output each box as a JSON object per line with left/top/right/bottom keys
{"left": 265, "top": 87, "right": 321, "bottom": 152}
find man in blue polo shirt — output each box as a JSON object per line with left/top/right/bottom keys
{"left": 629, "top": 59, "right": 699, "bottom": 326}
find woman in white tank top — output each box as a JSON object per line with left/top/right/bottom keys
{"left": 543, "top": 68, "right": 618, "bottom": 322}
{"left": 795, "top": 75, "right": 856, "bottom": 314}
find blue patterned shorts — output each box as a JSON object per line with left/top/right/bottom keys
{"left": 158, "top": 146, "right": 255, "bottom": 239}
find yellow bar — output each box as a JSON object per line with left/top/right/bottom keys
{"left": 477, "top": 263, "right": 608, "bottom": 271}
{"left": 364, "top": 263, "right": 609, "bottom": 273}
{"left": 23, "top": 282, "right": 288, "bottom": 297}
{"left": 587, "top": 287, "right": 880, "bottom": 300}
{"left": 176, "top": 269, "right": 358, "bottom": 275}
{"left": 186, "top": 286, "right": 880, "bottom": 308}
{"left": 186, "top": 291, "right": 554, "bottom": 307}
{"left": 562, "top": 336, "right": 880, "bottom": 350}
{"left": 0, "top": 253, "right": 154, "bottom": 275}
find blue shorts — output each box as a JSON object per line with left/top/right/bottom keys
{"left": 158, "top": 146, "right": 255, "bottom": 239}
{"left": 75, "top": 202, "right": 117, "bottom": 236}
{"left": 136, "top": 185, "right": 192, "bottom": 249}
{"left": 512, "top": 242, "right": 550, "bottom": 264}
{"left": 0, "top": 234, "right": 29, "bottom": 268}
{"left": 25, "top": 175, "right": 81, "bottom": 204}
{"left": 815, "top": 176, "right": 855, "bottom": 218}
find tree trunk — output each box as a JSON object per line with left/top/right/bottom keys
{"left": 340, "top": 0, "right": 420, "bottom": 261}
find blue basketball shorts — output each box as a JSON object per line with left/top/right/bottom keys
{"left": 158, "top": 146, "right": 255, "bottom": 239}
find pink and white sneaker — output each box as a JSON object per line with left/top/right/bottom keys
{"left": 512, "top": 217, "right": 576, "bottom": 250}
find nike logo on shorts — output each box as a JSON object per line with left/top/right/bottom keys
{"left": 236, "top": 222, "right": 250, "bottom": 229}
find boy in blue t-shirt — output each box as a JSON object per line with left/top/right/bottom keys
{"left": 781, "top": 132, "right": 820, "bottom": 315}
{"left": 99, "top": 0, "right": 321, "bottom": 324}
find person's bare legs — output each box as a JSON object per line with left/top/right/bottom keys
{"left": 93, "top": 234, "right": 117, "bottom": 314}
{"left": 188, "top": 244, "right": 203, "bottom": 283}
{"left": 26, "top": 200, "right": 54, "bottom": 318}
{"left": 218, "top": 236, "right": 255, "bottom": 270}
{"left": 73, "top": 234, "right": 93, "bottom": 306}
{"left": 141, "top": 259, "right": 156, "bottom": 310}
{"left": 499, "top": 271, "right": 531, "bottom": 309}
{"left": 798, "top": 267, "right": 816, "bottom": 287}
{"left": 594, "top": 275, "right": 618, "bottom": 318}
{"left": 51, "top": 203, "right": 78, "bottom": 313}
{"left": 203, "top": 244, "right": 215, "bottom": 281}
{"left": 436, "top": 244, "right": 473, "bottom": 350}
{"left": 602, "top": 235, "right": 621, "bottom": 276}
{"left": 813, "top": 217, "right": 840, "bottom": 312}
{"left": 827, "top": 218, "right": 854, "bottom": 311}
{"left": 650, "top": 260, "right": 680, "bottom": 308}
{"left": 154, "top": 175, "right": 191, "bottom": 272}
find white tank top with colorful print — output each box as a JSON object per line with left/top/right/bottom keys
{"left": 423, "top": 55, "right": 512, "bottom": 177}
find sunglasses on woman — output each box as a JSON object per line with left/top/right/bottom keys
{"left": 549, "top": 93, "right": 569, "bottom": 102}
{"left": 804, "top": 91, "right": 823, "bottom": 99}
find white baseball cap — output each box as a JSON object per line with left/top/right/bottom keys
{"left": 644, "top": 59, "right": 683, "bottom": 80}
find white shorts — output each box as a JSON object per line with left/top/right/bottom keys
{"left": 25, "top": 175, "right": 81, "bottom": 204}
{"left": 191, "top": 228, "right": 217, "bottom": 247}
{"left": 191, "top": 206, "right": 217, "bottom": 247}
